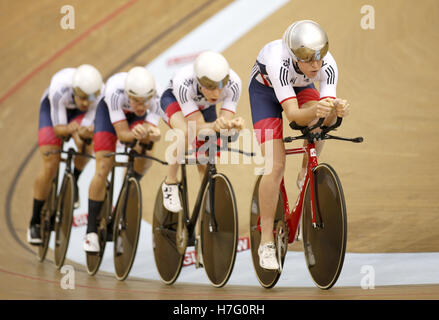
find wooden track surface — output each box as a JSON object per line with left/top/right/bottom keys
{"left": 1, "top": 0, "right": 439, "bottom": 300}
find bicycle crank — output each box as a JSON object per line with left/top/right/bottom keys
{"left": 176, "top": 212, "right": 188, "bottom": 255}
{"left": 275, "top": 220, "right": 289, "bottom": 273}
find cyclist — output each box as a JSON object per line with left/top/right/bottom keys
{"left": 84, "top": 66, "right": 163, "bottom": 252}
{"left": 249, "top": 20, "right": 350, "bottom": 270}
{"left": 160, "top": 50, "right": 244, "bottom": 213}
{"left": 27, "top": 64, "right": 103, "bottom": 245}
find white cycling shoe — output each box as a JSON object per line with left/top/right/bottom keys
{"left": 162, "top": 182, "right": 182, "bottom": 213}
{"left": 83, "top": 232, "right": 100, "bottom": 252}
{"left": 258, "top": 242, "right": 279, "bottom": 270}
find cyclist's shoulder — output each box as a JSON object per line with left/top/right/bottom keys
{"left": 227, "top": 69, "right": 242, "bottom": 87}
{"left": 172, "top": 64, "right": 195, "bottom": 87}
{"left": 105, "top": 72, "right": 127, "bottom": 90}
{"left": 103, "top": 72, "right": 126, "bottom": 98}
{"left": 49, "top": 68, "right": 75, "bottom": 97}
{"left": 322, "top": 52, "right": 337, "bottom": 69}
{"left": 317, "top": 52, "right": 338, "bottom": 83}
{"left": 258, "top": 40, "right": 287, "bottom": 60}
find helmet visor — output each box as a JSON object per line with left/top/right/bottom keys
{"left": 125, "top": 88, "right": 156, "bottom": 102}
{"left": 73, "top": 87, "right": 100, "bottom": 101}
{"left": 294, "top": 42, "right": 329, "bottom": 62}
{"left": 197, "top": 74, "right": 229, "bottom": 90}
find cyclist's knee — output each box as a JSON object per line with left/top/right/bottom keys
{"left": 271, "top": 160, "right": 286, "bottom": 180}
{"left": 42, "top": 154, "right": 60, "bottom": 177}
{"left": 95, "top": 158, "right": 113, "bottom": 179}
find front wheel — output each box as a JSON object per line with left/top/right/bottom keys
{"left": 113, "top": 177, "right": 142, "bottom": 281}
{"left": 302, "top": 163, "right": 347, "bottom": 290}
{"left": 54, "top": 173, "right": 75, "bottom": 269}
{"left": 200, "top": 173, "right": 238, "bottom": 288}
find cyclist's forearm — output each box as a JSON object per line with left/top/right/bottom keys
{"left": 116, "top": 130, "right": 135, "bottom": 143}
{"left": 194, "top": 120, "right": 216, "bottom": 134}
{"left": 53, "top": 125, "right": 70, "bottom": 138}
{"left": 78, "top": 126, "right": 93, "bottom": 140}
{"left": 283, "top": 103, "right": 317, "bottom": 126}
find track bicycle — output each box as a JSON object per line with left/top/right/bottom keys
{"left": 153, "top": 132, "right": 255, "bottom": 287}
{"left": 250, "top": 117, "right": 363, "bottom": 289}
{"left": 37, "top": 137, "right": 93, "bottom": 269}
{"left": 85, "top": 140, "right": 167, "bottom": 281}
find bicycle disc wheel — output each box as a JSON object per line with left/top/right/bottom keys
{"left": 37, "top": 180, "right": 57, "bottom": 262}
{"left": 152, "top": 183, "right": 184, "bottom": 285}
{"left": 302, "top": 163, "right": 347, "bottom": 290}
{"left": 86, "top": 188, "right": 111, "bottom": 276}
{"left": 200, "top": 173, "right": 238, "bottom": 288}
{"left": 54, "top": 174, "right": 75, "bottom": 269}
{"left": 249, "top": 175, "right": 286, "bottom": 289}
{"left": 113, "top": 177, "right": 142, "bottom": 281}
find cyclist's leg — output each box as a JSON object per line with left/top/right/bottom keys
{"left": 249, "top": 75, "right": 285, "bottom": 269}
{"left": 160, "top": 89, "right": 189, "bottom": 212}
{"left": 85, "top": 101, "right": 116, "bottom": 251}
{"left": 161, "top": 89, "right": 190, "bottom": 183}
{"left": 258, "top": 141, "right": 285, "bottom": 244}
{"left": 29, "top": 95, "right": 61, "bottom": 243}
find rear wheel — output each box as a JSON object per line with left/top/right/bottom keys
{"left": 302, "top": 163, "right": 347, "bottom": 290}
{"left": 54, "top": 174, "right": 75, "bottom": 269}
{"left": 37, "top": 180, "right": 57, "bottom": 262}
{"left": 200, "top": 173, "right": 238, "bottom": 288}
{"left": 113, "top": 177, "right": 142, "bottom": 281}
{"left": 152, "top": 182, "right": 184, "bottom": 285}
{"left": 249, "top": 175, "right": 286, "bottom": 288}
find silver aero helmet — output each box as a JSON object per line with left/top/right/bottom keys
{"left": 125, "top": 66, "right": 156, "bottom": 100}
{"left": 72, "top": 64, "right": 103, "bottom": 100}
{"left": 283, "top": 20, "right": 329, "bottom": 62}
{"left": 194, "top": 51, "right": 230, "bottom": 90}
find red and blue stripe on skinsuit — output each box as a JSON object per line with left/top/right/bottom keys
{"left": 38, "top": 95, "right": 85, "bottom": 147}
{"left": 93, "top": 98, "right": 148, "bottom": 152}
{"left": 249, "top": 73, "right": 320, "bottom": 145}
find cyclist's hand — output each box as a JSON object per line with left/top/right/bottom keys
{"left": 334, "top": 99, "right": 350, "bottom": 118}
{"left": 230, "top": 117, "right": 245, "bottom": 131}
{"left": 214, "top": 116, "right": 231, "bottom": 132}
{"left": 132, "top": 123, "right": 148, "bottom": 140}
{"left": 147, "top": 125, "right": 161, "bottom": 142}
{"left": 78, "top": 125, "right": 94, "bottom": 140}
{"left": 67, "top": 121, "right": 80, "bottom": 135}
{"left": 315, "top": 98, "right": 334, "bottom": 119}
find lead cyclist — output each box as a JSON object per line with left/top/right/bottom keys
{"left": 248, "top": 20, "right": 350, "bottom": 270}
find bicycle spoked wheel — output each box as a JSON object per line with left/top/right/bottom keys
{"left": 86, "top": 189, "right": 111, "bottom": 276}
{"left": 152, "top": 183, "right": 184, "bottom": 285}
{"left": 54, "top": 174, "right": 75, "bottom": 269}
{"left": 302, "top": 163, "right": 347, "bottom": 290}
{"left": 113, "top": 177, "right": 142, "bottom": 281}
{"left": 200, "top": 173, "right": 238, "bottom": 288}
{"left": 249, "top": 175, "right": 286, "bottom": 289}
{"left": 38, "top": 180, "right": 57, "bottom": 262}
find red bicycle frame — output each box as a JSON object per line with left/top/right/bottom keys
{"left": 256, "top": 141, "right": 319, "bottom": 244}
{"left": 281, "top": 141, "right": 320, "bottom": 244}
